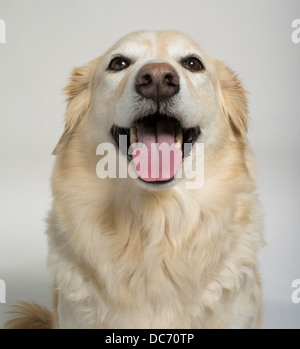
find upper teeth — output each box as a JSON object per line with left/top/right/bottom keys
{"left": 130, "top": 127, "right": 137, "bottom": 144}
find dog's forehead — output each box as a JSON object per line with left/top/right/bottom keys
{"left": 109, "top": 31, "right": 203, "bottom": 59}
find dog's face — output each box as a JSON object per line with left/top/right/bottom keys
{"left": 54, "top": 31, "right": 248, "bottom": 191}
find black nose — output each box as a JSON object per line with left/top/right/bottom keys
{"left": 135, "top": 63, "right": 180, "bottom": 101}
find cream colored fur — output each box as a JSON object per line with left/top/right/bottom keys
{"left": 5, "top": 30, "right": 264, "bottom": 329}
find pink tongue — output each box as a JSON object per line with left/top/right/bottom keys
{"left": 133, "top": 120, "right": 182, "bottom": 182}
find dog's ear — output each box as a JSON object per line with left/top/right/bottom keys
{"left": 215, "top": 60, "right": 248, "bottom": 138}
{"left": 52, "top": 59, "right": 99, "bottom": 155}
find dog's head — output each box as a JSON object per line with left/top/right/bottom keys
{"left": 53, "top": 31, "right": 248, "bottom": 190}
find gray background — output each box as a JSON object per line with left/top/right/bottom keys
{"left": 0, "top": 0, "right": 300, "bottom": 328}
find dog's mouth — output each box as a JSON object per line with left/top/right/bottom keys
{"left": 111, "top": 113, "right": 200, "bottom": 183}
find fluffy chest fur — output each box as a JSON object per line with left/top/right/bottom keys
{"left": 47, "top": 143, "right": 263, "bottom": 328}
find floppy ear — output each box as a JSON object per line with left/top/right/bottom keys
{"left": 215, "top": 60, "right": 248, "bottom": 138}
{"left": 52, "top": 58, "right": 99, "bottom": 155}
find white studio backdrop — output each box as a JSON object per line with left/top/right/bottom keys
{"left": 0, "top": 0, "right": 299, "bottom": 328}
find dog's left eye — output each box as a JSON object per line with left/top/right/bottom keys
{"left": 108, "top": 57, "right": 131, "bottom": 72}
{"left": 181, "top": 57, "right": 204, "bottom": 72}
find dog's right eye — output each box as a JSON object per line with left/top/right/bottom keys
{"left": 108, "top": 57, "right": 131, "bottom": 72}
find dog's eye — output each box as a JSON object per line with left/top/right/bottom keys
{"left": 108, "top": 57, "right": 131, "bottom": 72}
{"left": 181, "top": 57, "right": 204, "bottom": 72}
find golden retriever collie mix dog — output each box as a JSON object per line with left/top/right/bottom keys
{"left": 5, "top": 30, "right": 264, "bottom": 329}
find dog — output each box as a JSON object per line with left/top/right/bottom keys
{"left": 5, "top": 30, "right": 264, "bottom": 329}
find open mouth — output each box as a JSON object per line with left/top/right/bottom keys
{"left": 111, "top": 113, "right": 200, "bottom": 183}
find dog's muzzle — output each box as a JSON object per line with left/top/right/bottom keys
{"left": 111, "top": 63, "right": 200, "bottom": 185}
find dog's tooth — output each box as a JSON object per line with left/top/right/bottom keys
{"left": 130, "top": 127, "right": 137, "bottom": 144}
{"left": 174, "top": 140, "right": 182, "bottom": 148}
{"left": 175, "top": 126, "right": 183, "bottom": 145}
